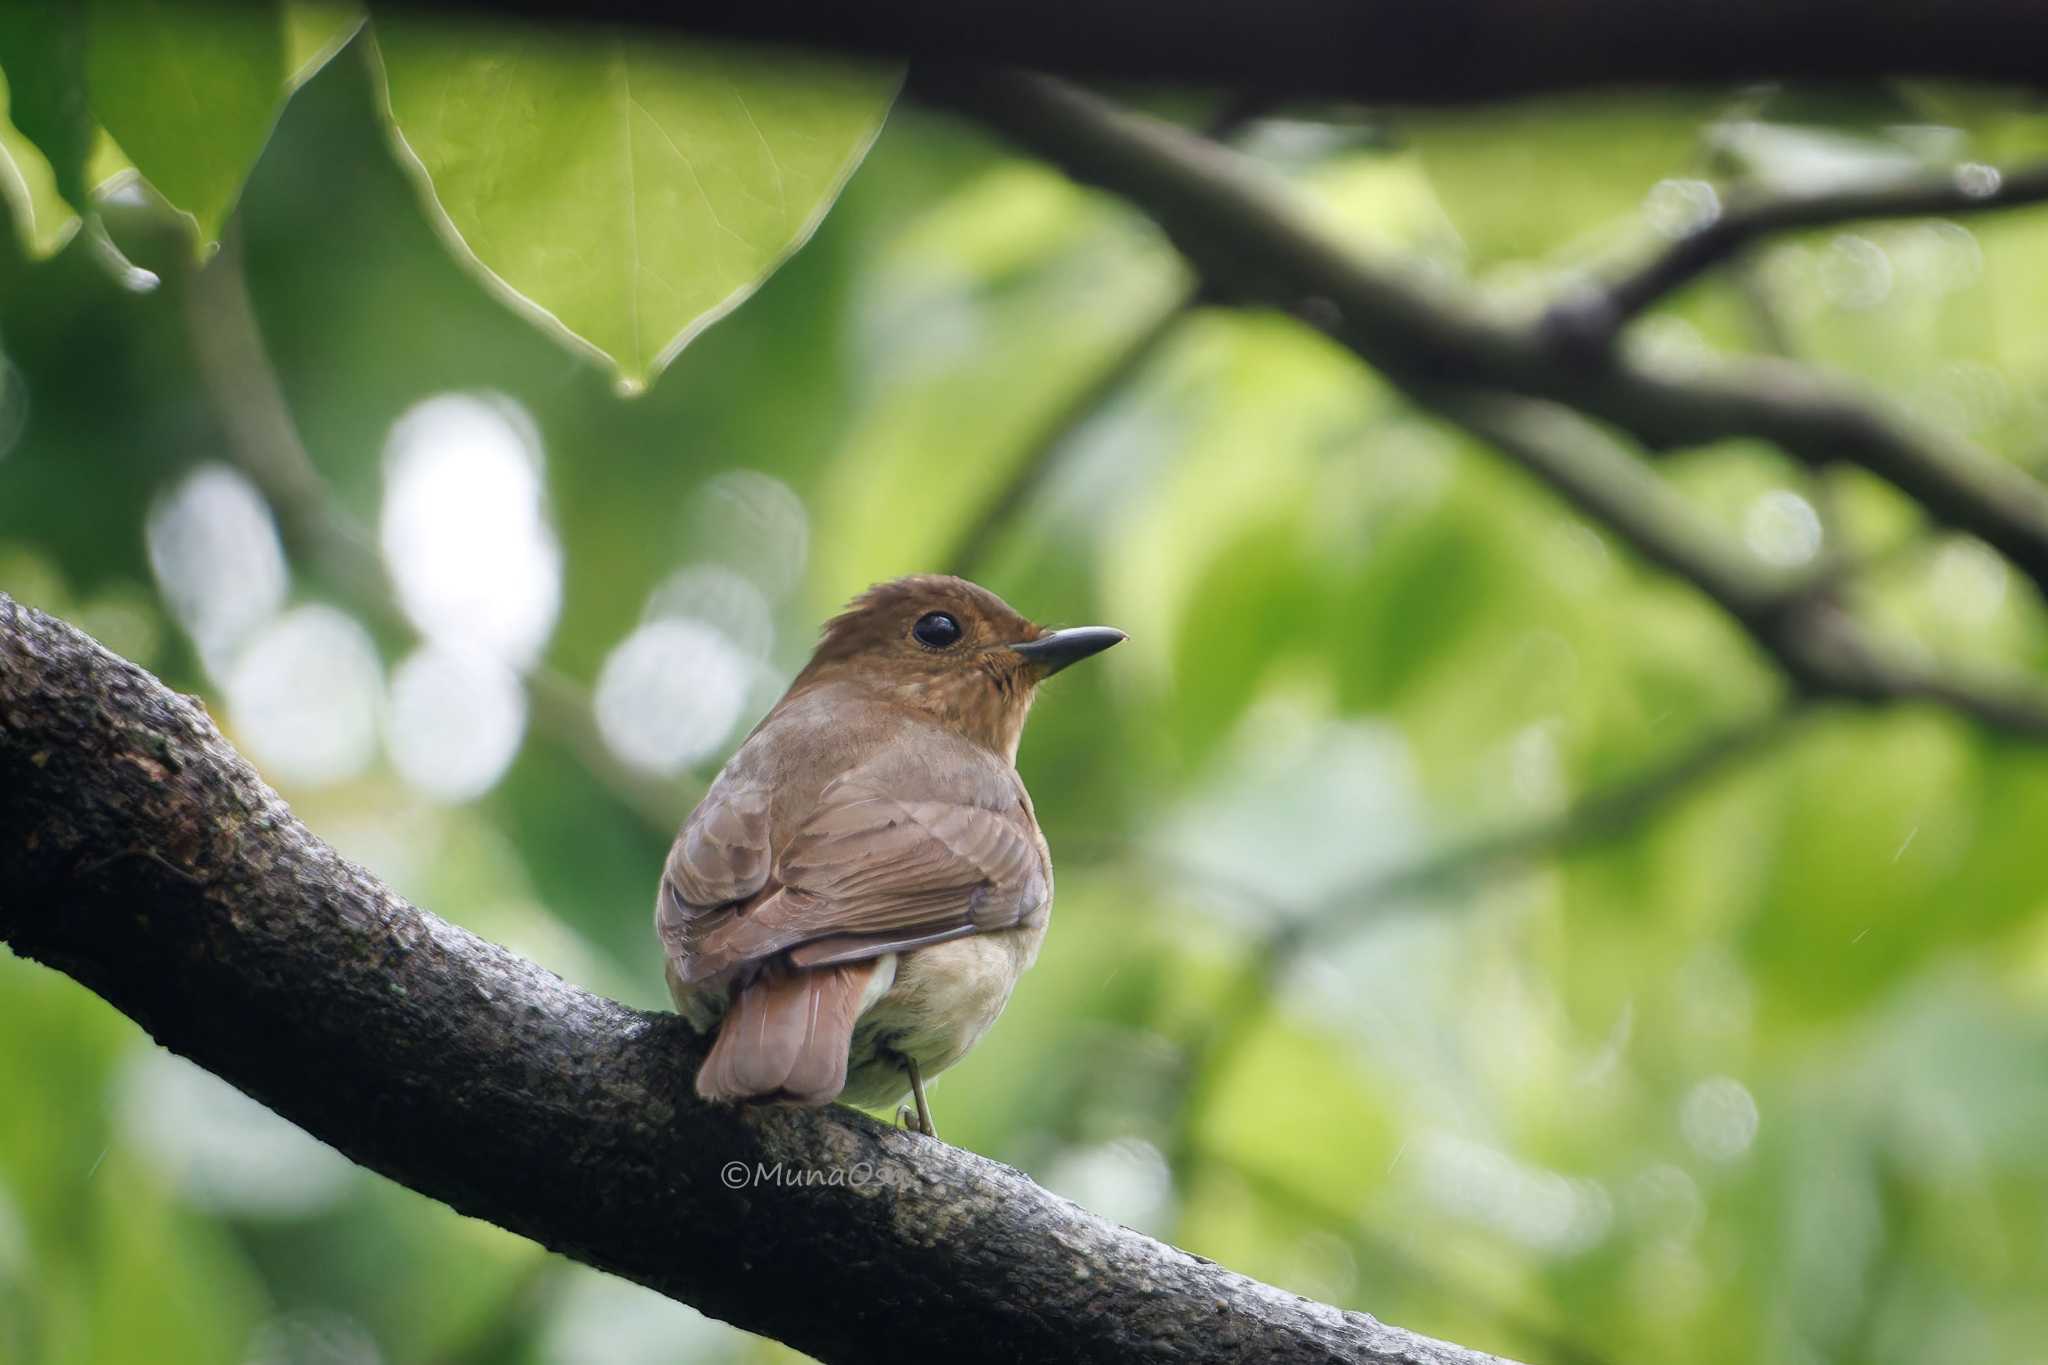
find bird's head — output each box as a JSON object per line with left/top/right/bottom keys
{"left": 793, "top": 574, "right": 1124, "bottom": 760}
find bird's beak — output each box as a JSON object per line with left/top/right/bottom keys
{"left": 1010, "top": 626, "right": 1127, "bottom": 677}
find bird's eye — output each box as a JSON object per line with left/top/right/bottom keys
{"left": 913, "top": 611, "right": 963, "bottom": 649}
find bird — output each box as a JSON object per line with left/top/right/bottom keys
{"left": 655, "top": 574, "right": 1124, "bottom": 1138}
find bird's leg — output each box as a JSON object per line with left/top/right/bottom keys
{"left": 894, "top": 1055, "right": 937, "bottom": 1139}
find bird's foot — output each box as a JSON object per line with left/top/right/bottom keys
{"left": 895, "top": 1055, "right": 938, "bottom": 1139}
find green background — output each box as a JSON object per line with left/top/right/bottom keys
{"left": 8, "top": 21, "right": 2048, "bottom": 1365}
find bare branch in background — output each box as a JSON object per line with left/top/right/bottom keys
{"left": 179, "top": 228, "right": 696, "bottom": 835}
{"left": 945, "top": 291, "right": 1195, "bottom": 581}
{"left": 1166, "top": 704, "right": 1799, "bottom": 1171}
{"left": 919, "top": 74, "right": 2048, "bottom": 598}
{"left": 922, "top": 72, "right": 2048, "bottom": 723}
{"left": 0, "top": 595, "right": 1527, "bottom": 1365}
{"left": 1553, "top": 160, "right": 2048, "bottom": 348}
{"left": 945, "top": 105, "right": 1285, "bottom": 585}
{"left": 1444, "top": 395, "right": 2048, "bottom": 734}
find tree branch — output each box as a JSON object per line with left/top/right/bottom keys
{"left": 1595, "top": 357, "right": 2048, "bottom": 601}
{"left": 406, "top": 0, "right": 2048, "bottom": 103}
{"left": 1166, "top": 704, "right": 1799, "bottom": 1175}
{"left": 942, "top": 111, "right": 1279, "bottom": 585}
{"left": 944, "top": 290, "right": 1194, "bottom": 581}
{"left": 1441, "top": 394, "right": 2048, "bottom": 733}
{"left": 1556, "top": 160, "right": 2048, "bottom": 345}
{"left": 0, "top": 594, "right": 1523, "bottom": 1365}
{"left": 923, "top": 73, "right": 2048, "bottom": 600}
{"left": 922, "top": 72, "right": 2048, "bottom": 727}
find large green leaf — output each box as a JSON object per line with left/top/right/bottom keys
{"left": 85, "top": 0, "right": 289, "bottom": 244}
{"left": 0, "top": 5, "right": 92, "bottom": 212}
{"left": 285, "top": 1, "right": 360, "bottom": 90}
{"left": 372, "top": 19, "right": 898, "bottom": 390}
{"left": 0, "top": 72, "right": 82, "bottom": 257}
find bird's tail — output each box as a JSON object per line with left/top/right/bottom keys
{"left": 696, "top": 959, "right": 875, "bottom": 1105}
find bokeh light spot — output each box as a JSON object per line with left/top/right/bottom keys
{"left": 1677, "top": 948, "right": 1756, "bottom": 1041}
{"left": 594, "top": 619, "right": 751, "bottom": 775}
{"left": 645, "top": 562, "right": 775, "bottom": 661}
{"left": 687, "top": 469, "right": 809, "bottom": 603}
{"left": 1680, "top": 1075, "right": 1760, "bottom": 1161}
{"left": 116, "top": 1050, "right": 355, "bottom": 1217}
{"left": 244, "top": 1310, "right": 384, "bottom": 1365}
{"left": 543, "top": 1267, "right": 746, "bottom": 1365}
{"left": 1818, "top": 233, "right": 1892, "bottom": 310}
{"left": 1040, "top": 1138, "right": 1175, "bottom": 1235}
{"left": 1890, "top": 221, "right": 1983, "bottom": 297}
{"left": 1930, "top": 538, "right": 2008, "bottom": 625}
{"left": 1954, "top": 162, "right": 2001, "bottom": 199}
{"left": 1414, "top": 1132, "right": 1613, "bottom": 1254}
{"left": 146, "top": 464, "right": 289, "bottom": 675}
{"left": 1624, "top": 1162, "right": 1705, "bottom": 1244}
{"left": 386, "top": 644, "right": 528, "bottom": 801}
{"left": 1643, "top": 178, "right": 1721, "bottom": 238}
{"left": 225, "top": 605, "right": 382, "bottom": 787}
{"left": 1743, "top": 489, "right": 1822, "bottom": 567}
{"left": 380, "top": 392, "right": 561, "bottom": 667}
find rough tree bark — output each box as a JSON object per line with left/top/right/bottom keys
{"left": 0, "top": 594, "right": 1519, "bottom": 1365}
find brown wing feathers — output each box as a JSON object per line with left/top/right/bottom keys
{"left": 663, "top": 786, "right": 769, "bottom": 911}
{"left": 676, "top": 784, "right": 1045, "bottom": 982}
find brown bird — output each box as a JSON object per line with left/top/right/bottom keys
{"left": 656, "top": 574, "right": 1124, "bottom": 1137}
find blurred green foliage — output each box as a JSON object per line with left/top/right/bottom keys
{"left": 7, "top": 12, "right": 2048, "bottom": 1365}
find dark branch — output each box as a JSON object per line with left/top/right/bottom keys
{"left": 924, "top": 72, "right": 2048, "bottom": 719}
{"left": 1565, "top": 160, "right": 2048, "bottom": 344}
{"left": 1599, "top": 358, "right": 2048, "bottom": 602}
{"left": 1167, "top": 704, "right": 1798, "bottom": 1173}
{"left": 944, "top": 290, "right": 1194, "bottom": 581}
{"left": 0, "top": 595, "right": 1524, "bottom": 1365}
{"left": 402, "top": 0, "right": 2048, "bottom": 102}
{"left": 1442, "top": 394, "right": 2048, "bottom": 733}
{"left": 943, "top": 112, "right": 1278, "bottom": 585}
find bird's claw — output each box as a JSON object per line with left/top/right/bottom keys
{"left": 897, "top": 1102, "right": 936, "bottom": 1138}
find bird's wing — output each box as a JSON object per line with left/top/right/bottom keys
{"left": 675, "top": 753, "right": 1050, "bottom": 984}
{"left": 656, "top": 768, "right": 773, "bottom": 968}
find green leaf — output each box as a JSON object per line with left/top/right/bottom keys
{"left": 0, "top": 3, "right": 94, "bottom": 214}
{"left": 85, "top": 0, "right": 289, "bottom": 245}
{"left": 371, "top": 19, "right": 898, "bottom": 390}
{"left": 0, "top": 72, "right": 82, "bottom": 257}
{"left": 285, "top": 1, "right": 361, "bottom": 90}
